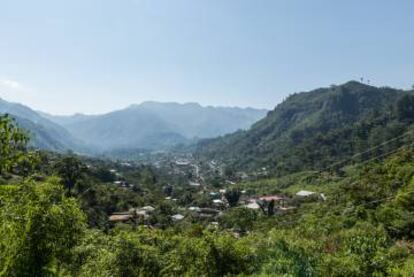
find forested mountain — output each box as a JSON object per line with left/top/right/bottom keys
{"left": 196, "top": 81, "right": 414, "bottom": 175}
{"left": 45, "top": 102, "right": 267, "bottom": 152}
{"left": 0, "top": 98, "right": 81, "bottom": 151}
{"left": 0, "top": 98, "right": 266, "bottom": 153}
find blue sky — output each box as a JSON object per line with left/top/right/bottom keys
{"left": 0, "top": 0, "right": 413, "bottom": 115}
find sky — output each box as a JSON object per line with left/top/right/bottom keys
{"left": 0, "top": 0, "right": 413, "bottom": 115}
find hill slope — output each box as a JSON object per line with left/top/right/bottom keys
{"left": 196, "top": 81, "right": 414, "bottom": 174}
{"left": 0, "top": 98, "right": 81, "bottom": 151}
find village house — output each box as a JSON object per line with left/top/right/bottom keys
{"left": 191, "top": 207, "right": 222, "bottom": 219}
{"left": 141, "top": 206, "right": 155, "bottom": 213}
{"left": 245, "top": 200, "right": 260, "bottom": 210}
{"left": 213, "top": 199, "right": 225, "bottom": 208}
{"left": 188, "top": 206, "right": 201, "bottom": 212}
{"left": 171, "top": 214, "right": 185, "bottom": 221}
{"left": 109, "top": 214, "right": 132, "bottom": 223}
{"left": 296, "top": 190, "right": 326, "bottom": 200}
{"left": 189, "top": 181, "right": 201, "bottom": 187}
{"left": 108, "top": 212, "right": 133, "bottom": 223}
{"left": 296, "top": 190, "right": 316, "bottom": 197}
{"left": 258, "top": 195, "right": 288, "bottom": 207}
{"left": 243, "top": 194, "right": 294, "bottom": 214}
{"left": 109, "top": 205, "right": 156, "bottom": 224}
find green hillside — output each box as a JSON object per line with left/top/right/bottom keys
{"left": 196, "top": 81, "right": 414, "bottom": 175}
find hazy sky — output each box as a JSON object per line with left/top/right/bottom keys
{"left": 0, "top": 0, "right": 413, "bottom": 115}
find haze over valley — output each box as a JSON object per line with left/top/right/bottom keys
{"left": 0, "top": 97, "right": 267, "bottom": 153}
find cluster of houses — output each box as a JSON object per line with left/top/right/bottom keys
{"left": 109, "top": 205, "right": 222, "bottom": 224}
{"left": 109, "top": 188, "right": 326, "bottom": 226}
{"left": 161, "top": 155, "right": 199, "bottom": 177}
{"left": 102, "top": 151, "right": 329, "bottom": 229}
{"left": 169, "top": 206, "right": 222, "bottom": 223}
{"left": 242, "top": 190, "right": 326, "bottom": 213}
{"left": 110, "top": 168, "right": 137, "bottom": 189}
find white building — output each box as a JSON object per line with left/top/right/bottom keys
{"left": 296, "top": 190, "right": 316, "bottom": 197}
{"left": 171, "top": 214, "right": 185, "bottom": 221}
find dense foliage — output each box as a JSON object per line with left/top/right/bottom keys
{"left": 0, "top": 115, "right": 29, "bottom": 174}
{"left": 0, "top": 178, "right": 86, "bottom": 276}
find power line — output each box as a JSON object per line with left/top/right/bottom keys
{"left": 303, "top": 130, "right": 414, "bottom": 180}
{"left": 322, "top": 130, "right": 413, "bottom": 173}
{"left": 356, "top": 143, "right": 413, "bottom": 167}
{"left": 294, "top": 129, "right": 414, "bottom": 181}
{"left": 361, "top": 190, "right": 414, "bottom": 206}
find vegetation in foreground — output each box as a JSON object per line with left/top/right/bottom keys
{"left": 1, "top": 115, "right": 414, "bottom": 276}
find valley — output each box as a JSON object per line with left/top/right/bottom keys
{"left": 1, "top": 81, "right": 414, "bottom": 276}
{"left": 2, "top": 1, "right": 413, "bottom": 275}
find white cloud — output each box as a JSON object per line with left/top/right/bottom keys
{"left": 0, "top": 79, "right": 23, "bottom": 90}
{"left": 0, "top": 79, "right": 33, "bottom": 105}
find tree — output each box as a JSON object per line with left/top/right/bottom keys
{"left": 150, "top": 202, "right": 174, "bottom": 228}
{"left": 395, "top": 94, "right": 414, "bottom": 122}
{"left": 224, "top": 189, "right": 241, "bottom": 207}
{"left": 224, "top": 166, "right": 235, "bottom": 179}
{"left": 73, "top": 229, "right": 165, "bottom": 277}
{"left": 219, "top": 207, "right": 257, "bottom": 233}
{"left": 140, "top": 167, "right": 156, "bottom": 186}
{"left": 15, "top": 151, "right": 42, "bottom": 178}
{"left": 268, "top": 199, "right": 275, "bottom": 216}
{"left": 0, "top": 115, "right": 29, "bottom": 174}
{"left": 258, "top": 199, "right": 275, "bottom": 216}
{"left": 163, "top": 184, "right": 173, "bottom": 196}
{"left": 0, "top": 178, "right": 86, "bottom": 276}
{"left": 94, "top": 166, "right": 116, "bottom": 182}
{"left": 55, "top": 155, "right": 84, "bottom": 195}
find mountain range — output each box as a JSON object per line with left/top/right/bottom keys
{"left": 0, "top": 98, "right": 267, "bottom": 153}
{"left": 3, "top": 80, "right": 414, "bottom": 172}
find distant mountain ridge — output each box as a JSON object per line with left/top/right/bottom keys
{"left": 132, "top": 101, "right": 268, "bottom": 138}
{"left": 196, "top": 81, "right": 414, "bottom": 175}
{"left": 0, "top": 98, "right": 81, "bottom": 151}
{"left": 39, "top": 112, "right": 97, "bottom": 126}
{"left": 44, "top": 101, "right": 267, "bottom": 152}
{"left": 0, "top": 98, "right": 267, "bottom": 153}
